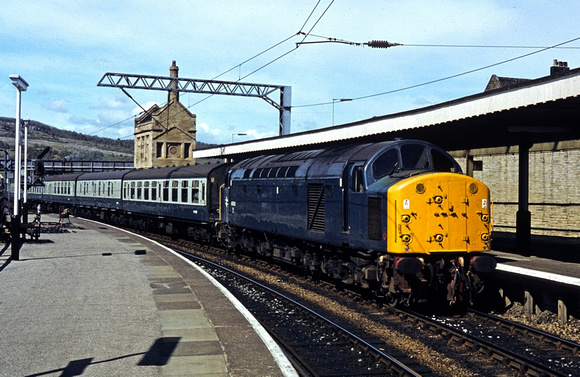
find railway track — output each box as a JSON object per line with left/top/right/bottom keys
{"left": 175, "top": 247, "right": 424, "bottom": 376}
{"left": 309, "top": 273, "right": 580, "bottom": 376}
{"left": 467, "top": 308, "right": 580, "bottom": 357}
{"left": 107, "top": 226, "right": 580, "bottom": 376}
{"left": 396, "top": 308, "right": 579, "bottom": 377}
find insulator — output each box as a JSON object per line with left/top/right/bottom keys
{"left": 367, "top": 40, "right": 397, "bottom": 49}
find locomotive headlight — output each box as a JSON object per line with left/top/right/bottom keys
{"left": 433, "top": 196, "right": 443, "bottom": 204}
{"left": 480, "top": 213, "right": 490, "bottom": 222}
{"left": 401, "top": 214, "right": 411, "bottom": 223}
{"left": 415, "top": 183, "right": 426, "bottom": 194}
{"left": 469, "top": 183, "right": 478, "bottom": 194}
{"left": 480, "top": 233, "right": 490, "bottom": 242}
{"left": 401, "top": 234, "right": 412, "bottom": 243}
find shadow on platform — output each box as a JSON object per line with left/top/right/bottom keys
{"left": 24, "top": 337, "right": 181, "bottom": 377}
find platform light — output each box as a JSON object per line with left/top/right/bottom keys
{"left": 9, "top": 74, "right": 29, "bottom": 261}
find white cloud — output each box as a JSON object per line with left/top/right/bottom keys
{"left": 43, "top": 99, "right": 68, "bottom": 113}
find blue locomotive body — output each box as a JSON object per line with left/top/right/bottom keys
{"left": 223, "top": 140, "right": 462, "bottom": 253}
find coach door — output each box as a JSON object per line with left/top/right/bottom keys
{"left": 342, "top": 163, "right": 365, "bottom": 233}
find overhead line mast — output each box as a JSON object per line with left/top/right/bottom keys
{"left": 97, "top": 70, "right": 291, "bottom": 135}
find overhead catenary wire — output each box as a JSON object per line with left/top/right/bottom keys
{"left": 95, "top": 1, "right": 336, "bottom": 140}
{"left": 294, "top": 35, "right": 580, "bottom": 108}
{"left": 185, "top": 1, "right": 334, "bottom": 110}
{"left": 297, "top": 32, "right": 580, "bottom": 50}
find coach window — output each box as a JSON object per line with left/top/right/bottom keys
{"left": 144, "top": 181, "right": 150, "bottom": 200}
{"left": 161, "top": 181, "right": 168, "bottom": 202}
{"left": 160, "top": 181, "right": 167, "bottom": 202}
{"left": 172, "top": 181, "right": 179, "bottom": 202}
{"left": 181, "top": 180, "right": 188, "bottom": 202}
{"left": 191, "top": 180, "right": 199, "bottom": 203}
{"left": 137, "top": 181, "right": 142, "bottom": 200}
{"left": 151, "top": 182, "right": 158, "bottom": 201}
{"left": 201, "top": 182, "right": 206, "bottom": 204}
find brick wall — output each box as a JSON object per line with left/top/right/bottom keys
{"left": 453, "top": 146, "right": 580, "bottom": 237}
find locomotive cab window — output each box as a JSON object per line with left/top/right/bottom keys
{"left": 353, "top": 166, "right": 364, "bottom": 192}
{"left": 401, "top": 144, "right": 430, "bottom": 170}
{"left": 431, "top": 149, "right": 458, "bottom": 172}
{"left": 372, "top": 148, "right": 399, "bottom": 180}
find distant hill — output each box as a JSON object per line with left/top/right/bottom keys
{"left": 0, "top": 117, "right": 216, "bottom": 162}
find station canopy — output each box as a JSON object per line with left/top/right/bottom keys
{"left": 191, "top": 67, "right": 580, "bottom": 159}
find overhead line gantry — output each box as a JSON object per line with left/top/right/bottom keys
{"left": 97, "top": 71, "right": 291, "bottom": 135}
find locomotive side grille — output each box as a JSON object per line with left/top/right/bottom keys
{"left": 307, "top": 183, "right": 325, "bottom": 232}
{"left": 367, "top": 196, "right": 383, "bottom": 240}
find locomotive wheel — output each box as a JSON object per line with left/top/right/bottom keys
{"left": 385, "top": 293, "right": 400, "bottom": 307}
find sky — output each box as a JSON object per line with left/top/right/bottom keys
{"left": 1, "top": 1, "right": 580, "bottom": 146}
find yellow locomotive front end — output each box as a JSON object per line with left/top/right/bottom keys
{"left": 384, "top": 172, "right": 495, "bottom": 306}
{"left": 387, "top": 172, "right": 491, "bottom": 254}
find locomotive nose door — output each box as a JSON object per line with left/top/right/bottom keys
{"left": 434, "top": 179, "right": 467, "bottom": 251}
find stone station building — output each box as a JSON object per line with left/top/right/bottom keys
{"left": 134, "top": 61, "right": 197, "bottom": 169}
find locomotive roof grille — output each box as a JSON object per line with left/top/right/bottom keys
{"left": 228, "top": 140, "right": 460, "bottom": 182}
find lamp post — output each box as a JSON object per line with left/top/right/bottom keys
{"left": 231, "top": 133, "right": 247, "bottom": 143}
{"left": 9, "top": 75, "right": 29, "bottom": 261}
{"left": 23, "top": 120, "right": 30, "bottom": 226}
{"left": 332, "top": 98, "right": 352, "bottom": 126}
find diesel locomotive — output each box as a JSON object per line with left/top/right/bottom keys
{"left": 27, "top": 139, "right": 495, "bottom": 306}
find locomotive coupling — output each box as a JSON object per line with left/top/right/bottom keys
{"left": 470, "top": 255, "right": 497, "bottom": 273}
{"left": 394, "top": 257, "right": 422, "bottom": 275}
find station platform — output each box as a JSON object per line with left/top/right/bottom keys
{"left": 491, "top": 232, "right": 580, "bottom": 286}
{"left": 0, "top": 215, "right": 297, "bottom": 377}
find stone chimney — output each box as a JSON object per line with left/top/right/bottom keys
{"left": 169, "top": 60, "right": 179, "bottom": 103}
{"left": 550, "top": 59, "right": 570, "bottom": 76}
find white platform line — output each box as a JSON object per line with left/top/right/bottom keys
{"left": 497, "top": 263, "right": 580, "bottom": 287}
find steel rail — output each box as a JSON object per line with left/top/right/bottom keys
{"left": 174, "top": 248, "right": 422, "bottom": 377}
{"left": 397, "top": 309, "right": 570, "bottom": 377}
{"left": 468, "top": 308, "right": 580, "bottom": 356}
